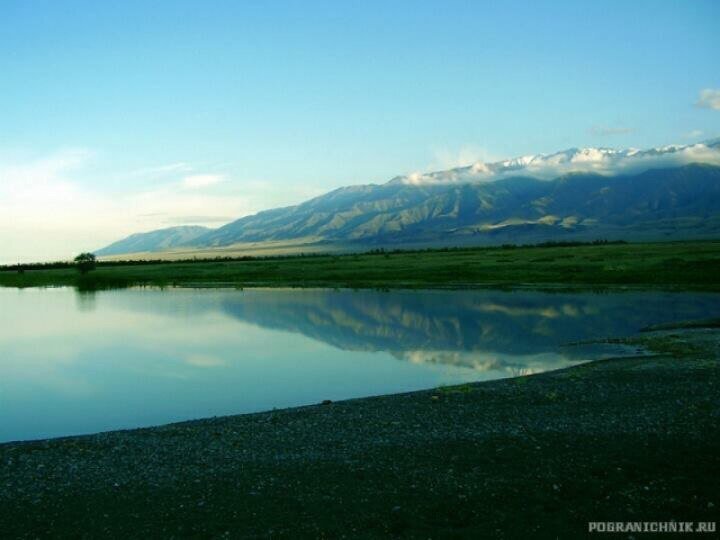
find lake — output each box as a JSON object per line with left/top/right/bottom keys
{"left": 1, "top": 287, "right": 718, "bottom": 443}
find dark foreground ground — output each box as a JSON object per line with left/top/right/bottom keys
{"left": 1, "top": 325, "right": 719, "bottom": 539}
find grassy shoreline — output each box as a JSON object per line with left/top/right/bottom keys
{"left": 1, "top": 323, "right": 718, "bottom": 537}
{"left": 2, "top": 240, "right": 720, "bottom": 290}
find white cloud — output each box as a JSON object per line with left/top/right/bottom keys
{"left": 398, "top": 142, "right": 720, "bottom": 185}
{"left": 0, "top": 151, "right": 252, "bottom": 263}
{"left": 683, "top": 129, "right": 704, "bottom": 139}
{"left": 696, "top": 89, "right": 720, "bottom": 110}
{"left": 0, "top": 149, "right": 114, "bottom": 262}
{"left": 181, "top": 174, "right": 225, "bottom": 190}
{"left": 428, "top": 145, "right": 499, "bottom": 171}
{"left": 0, "top": 149, "right": 330, "bottom": 263}
{"left": 589, "top": 126, "right": 634, "bottom": 136}
{"left": 127, "top": 162, "right": 192, "bottom": 178}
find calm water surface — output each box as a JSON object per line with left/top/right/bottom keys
{"left": 1, "top": 287, "right": 718, "bottom": 442}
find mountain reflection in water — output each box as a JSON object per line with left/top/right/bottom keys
{"left": 216, "top": 288, "right": 716, "bottom": 371}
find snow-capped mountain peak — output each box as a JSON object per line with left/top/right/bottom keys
{"left": 394, "top": 140, "right": 720, "bottom": 185}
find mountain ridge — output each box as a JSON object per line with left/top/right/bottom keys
{"left": 190, "top": 163, "right": 720, "bottom": 248}
{"left": 95, "top": 226, "right": 211, "bottom": 257}
{"left": 96, "top": 140, "right": 720, "bottom": 256}
{"left": 389, "top": 138, "right": 720, "bottom": 185}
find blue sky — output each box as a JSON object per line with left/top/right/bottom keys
{"left": 1, "top": 0, "right": 719, "bottom": 262}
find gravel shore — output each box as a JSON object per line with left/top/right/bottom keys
{"left": 1, "top": 326, "right": 719, "bottom": 538}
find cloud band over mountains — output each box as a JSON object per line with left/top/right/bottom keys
{"left": 397, "top": 140, "right": 720, "bottom": 185}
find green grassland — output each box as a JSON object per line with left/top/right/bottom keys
{"left": 2, "top": 240, "right": 720, "bottom": 290}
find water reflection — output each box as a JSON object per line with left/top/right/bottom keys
{"left": 0, "top": 287, "right": 717, "bottom": 442}
{"left": 74, "top": 289, "right": 97, "bottom": 312}
{"left": 215, "top": 288, "right": 717, "bottom": 359}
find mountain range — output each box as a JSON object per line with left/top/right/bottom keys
{"left": 97, "top": 226, "right": 210, "bottom": 257}
{"left": 96, "top": 139, "right": 720, "bottom": 257}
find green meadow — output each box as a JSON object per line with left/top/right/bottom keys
{"left": 2, "top": 240, "right": 719, "bottom": 290}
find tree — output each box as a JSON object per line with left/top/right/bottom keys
{"left": 74, "top": 252, "right": 97, "bottom": 274}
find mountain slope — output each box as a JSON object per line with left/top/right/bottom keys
{"left": 95, "top": 226, "right": 212, "bottom": 256}
{"left": 192, "top": 164, "right": 720, "bottom": 247}
{"left": 96, "top": 140, "right": 720, "bottom": 255}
